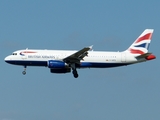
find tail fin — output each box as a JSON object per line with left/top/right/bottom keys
{"left": 125, "top": 29, "right": 154, "bottom": 54}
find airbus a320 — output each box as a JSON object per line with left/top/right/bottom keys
{"left": 5, "top": 29, "right": 156, "bottom": 78}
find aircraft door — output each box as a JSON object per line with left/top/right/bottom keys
{"left": 121, "top": 53, "right": 126, "bottom": 62}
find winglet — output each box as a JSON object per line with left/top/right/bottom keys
{"left": 89, "top": 45, "right": 93, "bottom": 50}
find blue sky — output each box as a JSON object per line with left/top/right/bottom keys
{"left": 0, "top": 0, "right": 160, "bottom": 120}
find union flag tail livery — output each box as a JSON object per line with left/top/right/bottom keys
{"left": 126, "top": 29, "right": 154, "bottom": 54}
{"left": 4, "top": 29, "right": 156, "bottom": 78}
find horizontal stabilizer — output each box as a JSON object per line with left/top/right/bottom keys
{"left": 136, "top": 53, "right": 152, "bottom": 59}
{"left": 136, "top": 53, "right": 156, "bottom": 60}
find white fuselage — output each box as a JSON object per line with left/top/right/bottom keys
{"left": 5, "top": 49, "right": 142, "bottom": 68}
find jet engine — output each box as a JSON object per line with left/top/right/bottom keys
{"left": 50, "top": 68, "right": 71, "bottom": 73}
{"left": 48, "top": 60, "right": 67, "bottom": 68}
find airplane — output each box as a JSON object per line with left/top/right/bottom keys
{"left": 4, "top": 29, "right": 156, "bottom": 78}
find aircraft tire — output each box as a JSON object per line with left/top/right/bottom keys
{"left": 72, "top": 70, "right": 78, "bottom": 78}
{"left": 74, "top": 73, "right": 78, "bottom": 78}
{"left": 22, "top": 71, "right": 26, "bottom": 75}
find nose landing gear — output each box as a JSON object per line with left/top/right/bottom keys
{"left": 22, "top": 66, "right": 27, "bottom": 75}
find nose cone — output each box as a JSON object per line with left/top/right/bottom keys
{"left": 4, "top": 56, "right": 12, "bottom": 64}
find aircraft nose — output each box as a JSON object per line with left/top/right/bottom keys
{"left": 4, "top": 55, "right": 16, "bottom": 65}
{"left": 4, "top": 56, "right": 11, "bottom": 63}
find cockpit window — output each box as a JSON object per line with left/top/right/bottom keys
{"left": 12, "top": 53, "right": 17, "bottom": 55}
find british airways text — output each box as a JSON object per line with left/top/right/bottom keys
{"left": 28, "top": 55, "right": 55, "bottom": 59}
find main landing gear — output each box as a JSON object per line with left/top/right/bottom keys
{"left": 22, "top": 66, "right": 27, "bottom": 75}
{"left": 72, "top": 70, "right": 78, "bottom": 78}
{"left": 71, "top": 64, "right": 79, "bottom": 78}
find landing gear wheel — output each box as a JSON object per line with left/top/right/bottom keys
{"left": 74, "top": 73, "right": 78, "bottom": 78}
{"left": 72, "top": 70, "right": 78, "bottom": 78}
{"left": 22, "top": 71, "right": 26, "bottom": 75}
{"left": 22, "top": 66, "right": 27, "bottom": 75}
{"left": 72, "top": 70, "right": 77, "bottom": 75}
{"left": 71, "top": 64, "right": 79, "bottom": 78}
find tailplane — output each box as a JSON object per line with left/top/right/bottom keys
{"left": 125, "top": 29, "right": 154, "bottom": 54}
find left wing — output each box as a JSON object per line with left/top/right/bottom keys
{"left": 63, "top": 45, "right": 93, "bottom": 64}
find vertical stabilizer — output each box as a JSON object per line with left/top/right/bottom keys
{"left": 125, "top": 29, "right": 154, "bottom": 54}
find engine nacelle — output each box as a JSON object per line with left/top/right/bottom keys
{"left": 50, "top": 68, "right": 71, "bottom": 73}
{"left": 48, "top": 60, "right": 66, "bottom": 68}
